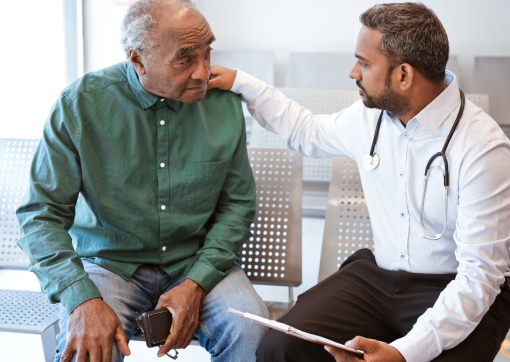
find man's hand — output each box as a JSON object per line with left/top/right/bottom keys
{"left": 155, "top": 279, "right": 206, "bottom": 357}
{"left": 208, "top": 65, "right": 237, "bottom": 91}
{"left": 325, "top": 336, "right": 406, "bottom": 362}
{"left": 60, "top": 298, "right": 130, "bottom": 362}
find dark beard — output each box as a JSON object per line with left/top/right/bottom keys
{"left": 357, "top": 80, "right": 412, "bottom": 115}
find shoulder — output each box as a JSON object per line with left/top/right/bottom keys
{"left": 192, "top": 89, "right": 244, "bottom": 127}
{"left": 458, "top": 100, "right": 509, "bottom": 153}
{"left": 200, "top": 89, "right": 243, "bottom": 112}
{"left": 60, "top": 62, "right": 129, "bottom": 102}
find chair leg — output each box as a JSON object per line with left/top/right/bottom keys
{"left": 41, "top": 322, "right": 60, "bottom": 362}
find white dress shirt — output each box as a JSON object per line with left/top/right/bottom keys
{"left": 231, "top": 70, "right": 510, "bottom": 362}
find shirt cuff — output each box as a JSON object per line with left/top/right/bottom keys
{"left": 59, "top": 277, "right": 102, "bottom": 315}
{"left": 230, "top": 69, "right": 267, "bottom": 103}
{"left": 186, "top": 261, "right": 227, "bottom": 293}
{"left": 390, "top": 321, "right": 442, "bottom": 362}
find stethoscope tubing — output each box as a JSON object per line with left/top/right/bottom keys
{"left": 364, "top": 89, "right": 466, "bottom": 240}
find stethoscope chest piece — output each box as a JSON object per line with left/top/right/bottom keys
{"left": 362, "top": 153, "right": 380, "bottom": 170}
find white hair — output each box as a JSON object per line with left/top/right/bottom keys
{"left": 121, "top": 0, "right": 197, "bottom": 64}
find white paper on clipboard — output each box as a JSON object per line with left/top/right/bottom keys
{"left": 227, "top": 309, "right": 364, "bottom": 358}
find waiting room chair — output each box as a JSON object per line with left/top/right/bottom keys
{"left": 285, "top": 52, "right": 462, "bottom": 91}
{"left": 285, "top": 53, "right": 358, "bottom": 91}
{"left": 317, "top": 156, "right": 374, "bottom": 282}
{"left": 474, "top": 56, "right": 510, "bottom": 126}
{"left": 446, "top": 55, "right": 461, "bottom": 87}
{"left": 0, "top": 138, "right": 60, "bottom": 362}
{"left": 211, "top": 51, "right": 275, "bottom": 86}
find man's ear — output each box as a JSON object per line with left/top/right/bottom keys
{"left": 398, "top": 63, "right": 414, "bottom": 91}
{"left": 130, "top": 49, "right": 146, "bottom": 75}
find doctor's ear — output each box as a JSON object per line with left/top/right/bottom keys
{"left": 397, "top": 63, "right": 414, "bottom": 91}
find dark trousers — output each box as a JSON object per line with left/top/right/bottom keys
{"left": 256, "top": 249, "right": 510, "bottom": 362}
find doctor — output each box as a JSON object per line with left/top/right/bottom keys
{"left": 209, "top": 3, "right": 510, "bottom": 362}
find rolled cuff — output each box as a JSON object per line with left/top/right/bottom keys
{"left": 186, "top": 261, "right": 228, "bottom": 293}
{"left": 390, "top": 321, "right": 442, "bottom": 362}
{"left": 230, "top": 70, "right": 267, "bottom": 103}
{"left": 59, "top": 277, "right": 102, "bottom": 315}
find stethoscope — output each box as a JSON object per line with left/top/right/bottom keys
{"left": 361, "top": 89, "right": 466, "bottom": 240}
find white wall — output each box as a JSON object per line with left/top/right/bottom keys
{"left": 83, "top": 0, "right": 510, "bottom": 92}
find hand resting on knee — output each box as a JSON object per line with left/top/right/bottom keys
{"left": 59, "top": 298, "right": 130, "bottom": 362}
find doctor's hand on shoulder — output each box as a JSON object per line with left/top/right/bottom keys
{"left": 325, "top": 336, "right": 406, "bottom": 362}
{"left": 208, "top": 65, "right": 237, "bottom": 91}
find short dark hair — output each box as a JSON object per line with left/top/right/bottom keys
{"left": 360, "top": 2, "right": 449, "bottom": 82}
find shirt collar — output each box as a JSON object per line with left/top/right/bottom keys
{"left": 127, "top": 63, "right": 181, "bottom": 112}
{"left": 385, "top": 70, "right": 460, "bottom": 136}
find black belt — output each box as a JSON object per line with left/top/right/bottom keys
{"left": 501, "top": 277, "right": 510, "bottom": 290}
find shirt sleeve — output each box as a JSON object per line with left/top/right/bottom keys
{"left": 16, "top": 95, "right": 102, "bottom": 315}
{"left": 231, "top": 70, "right": 360, "bottom": 159}
{"left": 186, "top": 105, "right": 256, "bottom": 293}
{"left": 390, "top": 138, "right": 510, "bottom": 362}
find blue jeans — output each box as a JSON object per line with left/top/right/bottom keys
{"left": 54, "top": 260, "right": 269, "bottom": 362}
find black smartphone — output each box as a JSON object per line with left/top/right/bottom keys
{"left": 140, "top": 308, "right": 172, "bottom": 348}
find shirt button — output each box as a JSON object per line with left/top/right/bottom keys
{"left": 399, "top": 173, "right": 404, "bottom": 178}
{"left": 160, "top": 98, "right": 165, "bottom": 102}
{"left": 404, "top": 133, "right": 409, "bottom": 137}
{"left": 161, "top": 205, "right": 166, "bottom": 210}
{"left": 160, "top": 163, "right": 165, "bottom": 168}
{"left": 400, "top": 212, "right": 405, "bottom": 217}
{"left": 400, "top": 253, "right": 405, "bottom": 259}
{"left": 162, "top": 246, "right": 167, "bottom": 252}
{"left": 160, "top": 120, "right": 166, "bottom": 126}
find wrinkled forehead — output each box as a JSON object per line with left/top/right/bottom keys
{"left": 155, "top": 7, "right": 213, "bottom": 50}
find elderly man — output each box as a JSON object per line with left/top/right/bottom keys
{"left": 16, "top": 1, "right": 268, "bottom": 361}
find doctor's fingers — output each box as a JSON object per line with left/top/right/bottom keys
{"left": 324, "top": 346, "right": 359, "bottom": 362}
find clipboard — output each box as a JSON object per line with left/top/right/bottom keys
{"left": 227, "top": 309, "right": 364, "bottom": 358}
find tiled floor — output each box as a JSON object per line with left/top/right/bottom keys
{"left": 1, "top": 217, "right": 509, "bottom": 361}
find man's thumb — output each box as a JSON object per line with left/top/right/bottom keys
{"left": 114, "top": 324, "right": 131, "bottom": 356}
{"left": 208, "top": 77, "right": 221, "bottom": 90}
{"left": 346, "top": 336, "right": 367, "bottom": 351}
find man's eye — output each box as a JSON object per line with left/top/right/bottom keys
{"left": 359, "top": 60, "right": 366, "bottom": 67}
{"left": 181, "top": 58, "right": 191, "bottom": 64}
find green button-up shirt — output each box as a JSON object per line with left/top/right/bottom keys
{"left": 16, "top": 62, "right": 255, "bottom": 315}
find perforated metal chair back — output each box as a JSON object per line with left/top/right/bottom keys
{"left": 211, "top": 51, "right": 275, "bottom": 123}
{"left": 474, "top": 56, "right": 510, "bottom": 125}
{"left": 241, "top": 147, "right": 303, "bottom": 287}
{"left": 446, "top": 55, "right": 461, "bottom": 87}
{"left": 211, "top": 51, "right": 275, "bottom": 86}
{"left": 250, "top": 89, "right": 360, "bottom": 182}
{"left": 465, "top": 93, "right": 490, "bottom": 114}
{"left": 318, "top": 156, "right": 374, "bottom": 282}
{"left": 0, "top": 138, "right": 38, "bottom": 269}
{"left": 285, "top": 53, "right": 357, "bottom": 91}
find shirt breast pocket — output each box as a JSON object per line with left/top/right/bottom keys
{"left": 185, "top": 159, "right": 232, "bottom": 214}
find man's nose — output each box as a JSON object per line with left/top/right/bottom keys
{"left": 191, "top": 58, "right": 210, "bottom": 82}
{"left": 349, "top": 62, "right": 361, "bottom": 81}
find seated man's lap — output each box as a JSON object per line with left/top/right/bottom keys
{"left": 256, "top": 250, "right": 400, "bottom": 362}
{"left": 54, "top": 261, "right": 268, "bottom": 362}
{"left": 256, "top": 249, "right": 510, "bottom": 362}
